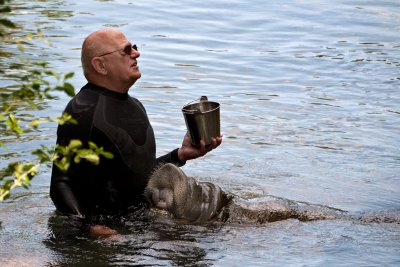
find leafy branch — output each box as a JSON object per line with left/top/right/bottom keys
{"left": 53, "top": 140, "right": 114, "bottom": 173}
{"left": 0, "top": 0, "right": 113, "bottom": 200}
{"left": 0, "top": 162, "right": 40, "bottom": 201}
{"left": 0, "top": 139, "right": 114, "bottom": 201}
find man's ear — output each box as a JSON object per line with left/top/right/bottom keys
{"left": 91, "top": 57, "right": 108, "bottom": 75}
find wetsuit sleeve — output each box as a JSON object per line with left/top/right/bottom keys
{"left": 50, "top": 166, "right": 84, "bottom": 216}
{"left": 50, "top": 121, "right": 88, "bottom": 216}
{"left": 156, "top": 148, "right": 186, "bottom": 167}
{"left": 50, "top": 86, "right": 95, "bottom": 216}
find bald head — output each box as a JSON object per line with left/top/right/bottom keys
{"left": 80, "top": 29, "right": 141, "bottom": 92}
{"left": 81, "top": 28, "right": 125, "bottom": 77}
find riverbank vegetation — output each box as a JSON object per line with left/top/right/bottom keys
{"left": 0, "top": 0, "right": 112, "bottom": 200}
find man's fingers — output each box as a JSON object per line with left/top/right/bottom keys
{"left": 199, "top": 139, "right": 207, "bottom": 155}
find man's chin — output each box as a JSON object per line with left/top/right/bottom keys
{"left": 131, "top": 72, "right": 141, "bottom": 83}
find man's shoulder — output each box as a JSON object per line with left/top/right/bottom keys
{"left": 71, "top": 83, "right": 99, "bottom": 103}
{"left": 127, "top": 95, "right": 146, "bottom": 113}
{"left": 64, "top": 83, "right": 99, "bottom": 116}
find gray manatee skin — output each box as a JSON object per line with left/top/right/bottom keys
{"left": 144, "top": 163, "right": 347, "bottom": 224}
{"left": 144, "top": 163, "right": 230, "bottom": 222}
{"left": 145, "top": 164, "right": 400, "bottom": 225}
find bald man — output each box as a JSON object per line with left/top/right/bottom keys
{"left": 50, "top": 29, "right": 222, "bottom": 218}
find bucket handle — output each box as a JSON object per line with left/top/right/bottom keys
{"left": 182, "top": 96, "right": 208, "bottom": 113}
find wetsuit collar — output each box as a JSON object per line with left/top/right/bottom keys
{"left": 83, "top": 83, "right": 129, "bottom": 100}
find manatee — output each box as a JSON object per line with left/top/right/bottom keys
{"left": 144, "top": 163, "right": 230, "bottom": 222}
{"left": 145, "top": 163, "right": 399, "bottom": 225}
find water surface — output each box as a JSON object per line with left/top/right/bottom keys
{"left": 1, "top": 0, "right": 399, "bottom": 266}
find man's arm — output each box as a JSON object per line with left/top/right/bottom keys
{"left": 156, "top": 132, "right": 222, "bottom": 166}
{"left": 156, "top": 148, "right": 186, "bottom": 167}
{"left": 50, "top": 165, "right": 84, "bottom": 216}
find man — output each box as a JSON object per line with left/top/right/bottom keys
{"left": 50, "top": 28, "right": 222, "bottom": 222}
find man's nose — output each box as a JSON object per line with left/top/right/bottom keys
{"left": 131, "top": 49, "right": 140, "bottom": 58}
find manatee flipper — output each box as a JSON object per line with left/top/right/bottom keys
{"left": 144, "top": 163, "right": 229, "bottom": 222}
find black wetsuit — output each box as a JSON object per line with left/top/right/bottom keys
{"left": 50, "top": 83, "right": 184, "bottom": 216}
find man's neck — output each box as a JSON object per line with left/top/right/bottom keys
{"left": 88, "top": 79, "right": 131, "bottom": 94}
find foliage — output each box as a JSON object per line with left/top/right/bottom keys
{"left": 0, "top": 162, "right": 40, "bottom": 200}
{"left": 53, "top": 140, "right": 114, "bottom": 173}
{"left": 0, "top": 0, "right": 16, "bottom": 37}
{"left": 0, "top": 0, "right": 112, "bottom": 201}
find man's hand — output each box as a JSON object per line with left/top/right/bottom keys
{"left": 89, "top": 225, "right": 118, "bottom": 237}
{"left": 177, "top": 132, "right": 222, "bottom": 162}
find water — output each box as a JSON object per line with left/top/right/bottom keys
{"left": 1, "top": 0, "right": 400, "bottom": 266}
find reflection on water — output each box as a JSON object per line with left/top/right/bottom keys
{"left": 1, "top": 0, "right": 400, "bottom": 266}
{"left": 44, "top": 209, "right": 222, "bottom": 266}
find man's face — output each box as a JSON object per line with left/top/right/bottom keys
{"left": 101, "top": 33, "right": 141, "bottom": 86}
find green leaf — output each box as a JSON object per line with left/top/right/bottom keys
{"left": 0, "top": 7, "right": 11, "bottom": 13}
{"left": 54, "top": 160, "right": 69, "bottom": 173}
{"left": 6, "top": 114, "right": 23, "bottom": 135}
{"left": 44, "top": 70, "right": 57, "bottom": 77}
{"left": 79, "top": 153, "right": 100, "bottom": 165}
{"left": 17, "top": 43, "right": 25, "bottom": 52}
{"left": 32, "top": 147, "right": 53, "bottom": 163}
{"left": 62, "top": 82, "right": 75, "bottom": 97}
{"left": 88, "top": 141, "right": 97, "bottom": 150}
{"left": 54, "top": 112, "right": 78, "bottom": 125}
{"left": 68, "top": 139, "right": 82, "bottom": 150}
{"left": 29, "top": 118, "right": 49, "bottom": 128}
{"left": 73, "top": 154, "right": 81, "bottom": 164}
{"left": 0, "top": 18, "right": 16, "bottom": 28}
{"left": 33, "top": 61, "right": 48, "bottom": 68}
{"left": 54, "top": 145, "right": 66, "bottom": 155}
{"left": 64, "top": 72, "right": 74, "bottom": 80}
{"left": 100, "top": 151, "right": 114, "bottom": 159}
{"left": 26, "top": 33, "right": 33, "bottom": 41}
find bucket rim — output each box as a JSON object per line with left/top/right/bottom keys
{"left": 182, "top": 102, "right": 220, "bottom": 114}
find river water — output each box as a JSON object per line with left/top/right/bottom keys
{"left": 1, "top": 0, "right": 399, "bottom": 266}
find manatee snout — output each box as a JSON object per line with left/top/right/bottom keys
{"left": 150, "top": 187, "right": 174, "bottom": 210}
{"left": 145, "top": 163, "right": 227, "bottom": 222}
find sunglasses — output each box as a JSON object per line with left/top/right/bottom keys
{"left": 98, "top": 43, "right": 138, "bottom": 57}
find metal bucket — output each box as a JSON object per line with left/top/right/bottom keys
{"left": 182, "top": 96, "right": 220, "bottom": 146}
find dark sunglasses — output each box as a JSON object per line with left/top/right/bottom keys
{"left": 98, "top": 43, "right": 138, "bottom": 57}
